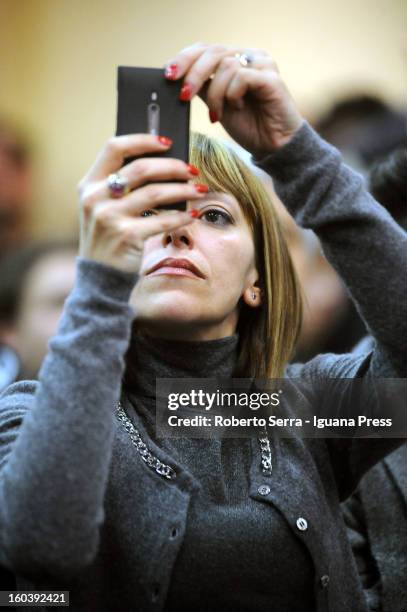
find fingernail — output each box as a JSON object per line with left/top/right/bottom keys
{"left": 187, "top": 163, "right": 199, "bottom": 176}
{"left": 158, "top": 136, "right": 173, "bottom": 146}
{"left": 165, "top": 63, "right": 178, "bottom": 80}
{"left": 179, "top": 83, "right": 193, "bottom": 101}
{"left": 195, "top": 183, "right": 209, "bottom": 193}
{"left": 209, "top": 110, "right": 219, "bottom": 123}
{"left": 189, "top": 209, "right": 199, "bottom": 218}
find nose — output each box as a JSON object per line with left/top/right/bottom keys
{"left": 162, "top": 224, "right": 193, "bottom": 249}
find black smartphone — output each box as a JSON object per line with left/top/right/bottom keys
{"left": 116, "top": 66, "right": 190, "bottom": 210}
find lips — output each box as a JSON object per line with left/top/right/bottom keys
{"left": 146, "top": 257, "right": 204, "bottom": 279}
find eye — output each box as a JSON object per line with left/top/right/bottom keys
{"left": 141, "top": 209, "right": 157, "bottom": 217}
{"left": 201, "top": 208, "right": 232, "bottom": 226}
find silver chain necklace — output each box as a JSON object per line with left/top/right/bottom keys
{"left": 116, "top": 400, "right": 272, "bottom": 480}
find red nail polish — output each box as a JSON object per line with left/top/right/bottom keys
{"left": 187, "top": 164, "right": 199, "bottom": 176}
{"left": 189, "top": 209, "right": 199, "bottom": 218}
{"left": 158, "top": 136, "right": 173, "bottom": 146}
{"left": 165, "top": 63, "right": 178, "bottom": 80}
{"left": 179, "top": 83, "right": 192, "bottom": 101}
{"left": 195, "top": 183, "right": 209, "bottom": 193}
{"left": 209, "top": 110, "right": 219, "bottom": 123}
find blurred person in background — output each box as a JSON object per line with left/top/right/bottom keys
{"left": 0, "top": 240, "right": 76, "bottom": 599}
{"left": 314, "top": 94, "right": 407, "bottom": 174}
{"left": 0, "top": 241, "right": 77, "bottom": 390}
{"left": 342, "top": 147, "right": 407, "bottom": 612}
{"left": 0, "top": 119, "right": 33, "bottom": 259}
{"left": 369, "top": 147, "right": 407, "bottom": 229}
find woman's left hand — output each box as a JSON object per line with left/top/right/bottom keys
{"left": 164, "top": 43, "right": 303, "bottom": 158}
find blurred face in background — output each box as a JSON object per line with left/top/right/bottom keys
{"left": 0, "top": 129, "right": 32, "bottom": 253}
{"left": 0, "top": 135, "right": 31, "bottom": 210}
{"left": 9, "top": 249, "right": 76, "bottom": 378}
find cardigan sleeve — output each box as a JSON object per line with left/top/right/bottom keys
{"left": 342, "top": 491, "right": 382, "bottom": 611}
{"left": 0, "top": 258, "right": 136, "bottom": 581}
{"left": 255, "top": 121, "right": 407, "bottom": 375}
{"left": 256, "top": 122, "right": 407, "bottom": 497}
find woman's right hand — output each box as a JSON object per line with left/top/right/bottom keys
{"left": 78, "top": 134, "right": 206, "bottom": 274}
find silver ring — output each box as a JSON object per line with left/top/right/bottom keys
{"left": 235, "top": 52, "right": 254, "bottom": 68}
{"left": 107, "top": 172, "right": 130, "bottom": 199}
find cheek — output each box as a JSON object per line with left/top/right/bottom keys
{"left": 141, "top": 235, "right": 161, "bottom": 259}
{"left": 207, "top": 234, "right": 255, "bottom": 294}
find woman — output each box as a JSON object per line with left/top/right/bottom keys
{"left": 0, "top": 43, "right": 406, "bottom": 612}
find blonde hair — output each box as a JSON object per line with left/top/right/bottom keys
{"left": 190, "top": 133, "right": 302, "bottom": 378}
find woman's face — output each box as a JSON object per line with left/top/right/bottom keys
{"left": 131, "top": 191, "right": 261, "bottom": 340}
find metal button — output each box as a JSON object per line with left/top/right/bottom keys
{"left": 320, "top": 575, "right": 330, "bottom": 588}
{"left": 258, "top": 484, "right": 271, "bottom": 496}
{"left": 296, "top": 517, "right": 308, "bottom": 531}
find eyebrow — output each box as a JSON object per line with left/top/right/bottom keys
{"left": 200, "top": 191, "right": 240, "bottom": 212}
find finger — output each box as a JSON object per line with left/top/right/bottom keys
{"left": 164, "top": 44, "right": 270, "bottom": 81}
{"left": 179, "top": 45, "right": 241, "bottom": 100}
{"left": 114, "top": 181, "right": 208, "bottom": 216}
{"left": 236, "top": 48, "right": 272, "bottom": 63}
{"left": 242, "top": 56, "right": 279, "bottom": 72}
{"left": 81, "top": 134, "right": 173, "bottom": 184}
{"left": 260, "top": 57, "right": 279, "bottom": 73}
{"left": 198, "top": 52, "right": 277, "bottom": 116}
{"left": 123, "top": 210, "right": 195, "bottom": 243}
{"left": 82, "top": 158, "right": 199, "bottom": 204}
{"left": 120, "top": 157, "right": 199, "bottom": 189}
{"left": 224, "top": 69, "right": 275, "bottom": 108}
{"left": 205, "top": 56, "right": 240, "bottom": 119}
{"left": 164, "top": 42, "right": 210, "bottom": 80}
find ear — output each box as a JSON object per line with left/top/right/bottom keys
{"left": 242, "top": 285, "right": 262, "bottom": 309}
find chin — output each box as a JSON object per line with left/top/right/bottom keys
{"left": 134, "top": 293, "right": 203, "bottom": 324}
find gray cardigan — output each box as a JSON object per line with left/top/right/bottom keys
{"left": 0, "top": 122, "right": 406, "bottom": 612}
{"left": 343, "top": 445, "right": 407, "bottom": 612}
